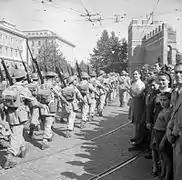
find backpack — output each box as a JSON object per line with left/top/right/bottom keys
{"left": 2, "top": 85, "right": 23, "bottom": 108}
{"left": 78, "top": 81, "right": 89, "bottom": 96}
{"left": 37, "top": 84, "right": 52, "bottom": 105}
{"left": 62, "top": 86, "right": 75, "bottom": 101}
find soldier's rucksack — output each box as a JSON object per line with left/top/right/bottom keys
{"left": 78, "top": 81, "right": 89, "bottom": 96}
{"left": 2, "top": 85, "right": 23, "bottom": 108}
{"left": 37, "top": 84, "right": 52, "bottom": 105}
{"left": 62, "top": 86, "right": 75, "bottom": 101}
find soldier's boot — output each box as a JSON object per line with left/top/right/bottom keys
{"left": 65, "top": 130, "right": 72, "bottom": 138}
{"left": 3, "top": 153, "right": 17, "bottom": 170}
{"left": 41, "top": 140, "right": 50, "bottom": 150}
{"left": 99, "top": 111, "right": 103, "bottom": 117}
{"left": 47, "top": 134, "right": 54, "bottom": 142}
{"left": 28, "top": 124, "right": 36, "bottom": 138}
{"left": 19, "top": 146, "right": 28, "bottom": 158}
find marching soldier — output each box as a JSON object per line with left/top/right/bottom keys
{"left": 2, "top": 69, "right": 44, "bottom": 169}
{"left": 97, "top": 70, "right": 108, "bottom": 116}
{"left": 61, "top": 75, "right": 85, "bottom": 137}
{"left": 119, "top": 70, "right": 130, "bottom": 107}
{"left": 78, "top": 72, "right": 98, "bottom": 128}
{"left": 37, "top": 71, "right": 57, "bottom": 150}
{"left": 89, "top": 71, "right": 98, "bottom": 121}
{"left": 27, "top": 73, "right": 40, "bottom": 138}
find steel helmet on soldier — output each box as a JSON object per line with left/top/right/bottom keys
{"left": 45, "top": 71, "right": 56, "bottom": 78}
{"left": 121, "top": 70, "right": 127, "bottom": 76}
{"left": 13, "top": 69, "right": 27, "bottom": 79}
{"left": 67, "top": 76, "right": 76, "bottom": 84}
{"left": 81, "top": 72, "right": 89, "bottom": 79}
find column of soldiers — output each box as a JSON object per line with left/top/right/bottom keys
{"left": 0, "top": 67, "right": 119, "bottom": 169}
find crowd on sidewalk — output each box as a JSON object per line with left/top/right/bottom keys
{"left": 119, "top": 61, "right": 182, "bottom": 180}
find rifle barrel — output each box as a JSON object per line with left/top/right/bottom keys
{"left": 26, "top": 40, "right": 44, "bottom": 84}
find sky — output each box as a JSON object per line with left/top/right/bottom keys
{"left": 0, "top": 0, "right": 182, "bottom": 62}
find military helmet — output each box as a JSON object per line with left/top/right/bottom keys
{"left": 31, "top": 73, "right": 39, "bottom": 80}
{"left": 45, "top": 71, "right": 56, "bottom": 78}
{"left": 121, "top": 70, "right": 127, "bottom": 76}
{"left": 81, "top": 72, "right": 89, "bottom": 79}
{"left": 13, "top": 69, "right": 27, "bottom": 79}
{"left": 67, "top": 75, "right": 76, "bottom": 84}
{"left": 90, "top": 71, "right": 96, "bottom": 77}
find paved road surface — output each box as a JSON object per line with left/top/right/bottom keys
{"left": 0, "top": 100, "right": 154, "bottom": 180}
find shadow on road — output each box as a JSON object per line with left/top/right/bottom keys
{"left": 59, "top": 100, "right": 134, "bottom": 180}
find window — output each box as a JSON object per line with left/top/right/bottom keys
{"left": 32, "top": 41, "right": 34, "bottom": 46}
{"left": 0, "top": 34, "right": 2, "bottom": 41}
{"left": 0, "top": 46, "right": 2, "bottom": 55}
{"left": 11, "top": 48, "right": 13, "bottom": 57}
{"left": 15, "top": 50, "right": 18, "bottom": 57}
{"left": 38, "top": 41, "right": 41, "bottom": 46}
{"left": 5, "top": 47, "right": 8, "bottom": 56}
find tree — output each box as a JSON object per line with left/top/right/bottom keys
{"left": 90, "top": 30, "right": 128, "bottom": 73}
{"left": 37, "top": 40, "right": 68, "bottom": 72}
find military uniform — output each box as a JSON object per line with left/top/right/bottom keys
{"left": 61, "top": 75, "right": 84, "bottom": 137}
{"left": 89, "top": 72, "right": 99, "bottom": 121}
{"left": 37, "top": 71, "right": 57, "bottom": 150}
{"left": 78, "top": 72, "right": 98, "bottom": 128}
{"left": 2, "top": 69, "right": 38, "bottom": 169}
{"left": 119, "top": 71, "right": 130, "bottom": 107}
{"left": 27, "top": 73, "right": 40, "bottom": 138}
{"left": 97, "top": 71, "right": 108, "bottom": 116}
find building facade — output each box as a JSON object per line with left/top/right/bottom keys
{"left": 24, "top": 30, "right": 76, "bottom": 66}
{"left": 0, "top": 20, "right": 27, "bottom": 69}
{"left": 128, "top": 19, "right": 177, "bottom": 74}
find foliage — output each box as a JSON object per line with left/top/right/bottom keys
{"left": 36, "top": 40, "right": 68, "bottom": 72}
{"left": 90, "top": 30, "right": 128, "bottom": 73}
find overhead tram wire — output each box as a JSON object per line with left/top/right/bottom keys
{"left": 37, "top": 0, "right": 84, "bottom": 15}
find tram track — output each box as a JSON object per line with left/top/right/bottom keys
{"left": 15, "top": 120, "right": 132, "bottom": 166}
{"left": 88, "top": 152, "right": 141, "bottom": 180}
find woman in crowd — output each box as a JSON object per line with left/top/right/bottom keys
{"left": 127, "top": 69, "right": 146, "bottom": 151}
